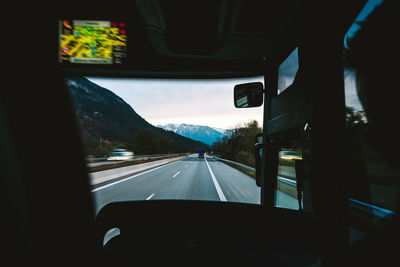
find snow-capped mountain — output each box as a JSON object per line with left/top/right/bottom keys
{"left": 211, "top": 127, "right": 227, "bottom": 135}
{"left": 66, "top": 77, "right": 206, "bottom": 154}
{"left": 158, "top": 123, "right": 226, "bottom": 146}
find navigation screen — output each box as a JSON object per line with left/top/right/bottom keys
{"left": 59, "top": 20, "right": 127, "bottom": 64}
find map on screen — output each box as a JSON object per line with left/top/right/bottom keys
{"left": 59, "top": 20, "right": 127, "bottom": 64}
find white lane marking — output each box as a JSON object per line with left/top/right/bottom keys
{"left": 146, "top": 193, "right": 155, "bottom": 200}
{"left": 173, "top": 171, "right": 181, "bottom": 178}
{"left": 185, "top": 164, "right": 188, "bottom": 168}
{"left": 91, "top": 161, "right": 179, "bottom": 192}
{"left": 204, "top": 156, "right": 227, "bottom": 202}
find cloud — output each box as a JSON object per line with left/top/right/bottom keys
{"left": 278, "top": 48, "right": 298, "bottom": 93}
{"left": 344, "top": 69, "right": 364, "bottom": 111}
{"left": 86, "top": 76, "right": 264, "bottom": 129}
{"left": 87, "top": 68, "right": 365, "bottom": 129}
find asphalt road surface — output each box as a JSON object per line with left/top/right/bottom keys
{"left": 91, "top": 155, "right": 297, "bottom": 214}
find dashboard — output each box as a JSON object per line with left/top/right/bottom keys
{"left": 95, "top": 200, "right": 323, "bottom": 266}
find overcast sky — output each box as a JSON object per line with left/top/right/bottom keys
{"left": 86, "top": 66, "right": 364, "bottom": 130}
{"left": 87, "top": 76, "right": 264, "bottom": 130}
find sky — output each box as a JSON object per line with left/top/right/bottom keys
{"left": 344, "top": 70, "right": 363, "bottom": 111}
{"left": 278, "top": 48, "right": 298, "bottom": 94}
{"left": 86, "top": 48, "right": 362, "bottom": 130}
{"left": 86, "top": 76, "right": 265, "bottom": 130}
{"left": 87, "top": 72, "right": 363, "bottom": 131}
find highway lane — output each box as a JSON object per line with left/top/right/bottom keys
{"left": 91, "top": 155, "right": 260, "bottom": 213}
{"left": 91, "top": 154, "right": 297, "bottom": 214}
{"left": 206, "top": 157, "right": 260, "bottom": 203}
{"left": 89, "top": 155, "right": 188, "bottom": 186}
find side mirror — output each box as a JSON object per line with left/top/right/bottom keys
{"left": 255, "top": 133, "right": 264, "bottom": 187}
{"left": 234, "top": 82, "right": 264, "bottom": 108}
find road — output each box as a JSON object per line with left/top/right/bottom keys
{"left": 91, "top": 155, "right": 297, "bottom": 214}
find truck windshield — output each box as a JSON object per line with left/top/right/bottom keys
{"left": 67, "top": 76, "right": 264, "bottom": 213}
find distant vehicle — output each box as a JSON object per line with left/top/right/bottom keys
{"left": 198, "top": 148, "right": 205, "bottom": 158}
{"left": 107, "top": 149, "right": 134, "bottom": 161}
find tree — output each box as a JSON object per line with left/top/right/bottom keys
{"left": 212, "top": 120, "right": 262, "bottom": 167}
{"left": 131, "top": 128, "right": 159, "bottom": 154}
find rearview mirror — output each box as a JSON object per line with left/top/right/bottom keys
{"left": 234, "top": 82, "right": 264, "bottom": 108}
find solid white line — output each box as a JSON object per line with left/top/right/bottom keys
{"left": 146, "top": 193, "right": 155, "bottom": 200}
{"left": 204, "top": 157, "right": 227, "bottom": 201}
{"left": 173, "top": 171, "right": 181, "bottom": 178}
{"left": 91, "top": 161, "right": 178, "bottom": 192}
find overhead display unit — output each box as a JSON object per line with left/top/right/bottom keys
{"left": 58, "top": 20, "right": 127, "bottom": 65}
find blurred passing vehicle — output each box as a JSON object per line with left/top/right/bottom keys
{"left": 107, "top": 149, "right": 134, "bottom": 161}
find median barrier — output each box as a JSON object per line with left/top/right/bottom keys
{"left": 89, "top": 154, "right": 190, "bottom": 187}
{"left": 88, "top": 153, "right": 190, "bottom": 173}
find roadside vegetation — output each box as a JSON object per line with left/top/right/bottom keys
{"left": 211, "top": 120, "right": 262, "bottom": 168}
{"left": 83, "top": 127, "right": 202, "bottom": 158}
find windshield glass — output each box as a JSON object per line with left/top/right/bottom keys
{"left": 66, "top": 76, "right": 264, "bottom": 213}
{"left": 343, "top": 0, "right": 399, "bottom": 215}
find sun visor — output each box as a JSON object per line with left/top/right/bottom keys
{"left": 136, "top": 0, "right": 296, "bottom": 61}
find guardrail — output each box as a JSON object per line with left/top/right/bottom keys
{"left": 213, "top": 156, "right": 296, "bottom": 186}
{"left": 213, "top": 156, "right": 255, "bottom": 172}
{"left": 213, "top": 156, "right": 397, "bottom": 219}
{"left": 87, "top": 153, "right": 187, "bottom": 162}
{"left": 87, "top": 153, "right": 189, "bottom": 172}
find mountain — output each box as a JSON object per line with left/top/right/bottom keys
{"left": 158, "top": 123, "right": 226, "bottom": 146}
{"left": 211, "top": 127, "right": 227, "bottom": 135}
{"left": 66, "top": 77, "right": 206, "bottom": 155}
{"left": 67, "top": 77, "right": 149, "bottom": 142}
